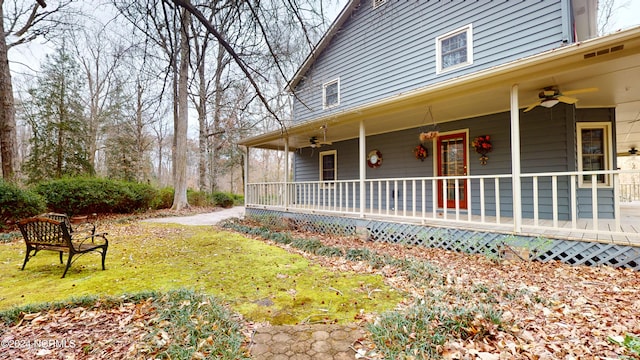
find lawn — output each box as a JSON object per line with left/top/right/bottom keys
{"left": 1, "top": 216, "right": 639, "bottom": 359}
{"left": 0, "top": 222, "right": 403, "bottom": 325}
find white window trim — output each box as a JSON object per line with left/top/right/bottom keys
{"left": 319, "top": 150, "right": 337, "bottom": 185}
{"left": 372, "top": 0, "right": 386, "bottom": 9}
{"left": 435, "top": 24, "right": 474, "bottom": 74}
{"left": 322, "top": 78, "right": 340, "bottom": 109}
{"left": 577, "top": 122, "right": 613, "bottom": 188}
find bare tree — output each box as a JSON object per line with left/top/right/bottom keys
{"left": 598, "top": 0, "right": 631, "bottom": 35}
{"left": 1, "top": 0, "right": 76, "bottom": 181}
{"left": 69, "top": 23, "right": 132, "bottom": 173}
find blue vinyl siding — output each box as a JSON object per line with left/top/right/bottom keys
{"left": 292, "top": 0, "right": 570, "bottom": 122}
{"left": 293, "top": 105, "right": 616, "bottom": 220}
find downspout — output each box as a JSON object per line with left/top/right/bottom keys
{"left": 510, "top": 84, "right": 522, "bottom": 233}
{"left": 284, "top": 137, "right": 289, "bottom": 209}
{"left": 359, "top": 120, "right": 366, "bottom": 217}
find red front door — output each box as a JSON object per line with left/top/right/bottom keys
{"left": 437, "top": 132, "right": 468, "bottom": 209}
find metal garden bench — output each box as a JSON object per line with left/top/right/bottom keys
{"left": 18, "top": 216, "right": 109, "bottom": 278}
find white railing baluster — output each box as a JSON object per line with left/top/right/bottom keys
{"left": 480, "top": 178, "right": 485, "bottom": 223}
{"left": 552, "top": 176, "right": 558, "bottom": 228}
{"left": 592, "top": 175, "right": 598, "bottom": 231}
{"left": 402, "top": 180, "right": 407, "bottom": 217}
{"left": 378, "top": 180, "right": 382, "bottom": 214}
{"left": 432, "top": 179, "right": 437, "bottom": 219}
{"left": 533, "top": 176, "right": 539, "bottom": 226}
{"left": 442, "top": 180, "right": 448, "bottom": 221}
{"left": 386, "top": 180, "right": 390, "bottom": 215}
{"left": 421, "top": 179, "right": 426, "bottom": 219}
{"left": 570, "top": 175, "right": 577, "bottom": 229}
{"left": 369, "top": 181, "right": 374, "bottom": 215}
{"left": 467, "top": 178, "right": 472, "bottom": 222}
{"left": 454, "top": 179, "right": 460, "bottom": 221}
{"left": 614, "top": 174, "right": 621, "bottom": 231}
{"left": 495, "top": 178, "right": 500, "bottom": 224}
{"left": 412, "top": 179, "right": 416, "bottom": 218}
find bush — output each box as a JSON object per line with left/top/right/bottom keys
{"left": 212, "top": 192, "right": 234, "bottom": 208}
{"left": 36, "top": 178, "right": 156, "bottom": 215}
{"left": 232, "top": 194, "right": 244, "bottom": 205}
{"left": 0, "top": 181, "right": 46, "bottom": 226}
{"left": 187, "top": 189, "right": 210, "bottom": 207}
{"left": 151, "top": 187, "right": 174, "bottom": 210}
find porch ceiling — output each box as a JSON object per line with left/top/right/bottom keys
{"left": 242, "top": 27, "right": 640, "bottom": 155}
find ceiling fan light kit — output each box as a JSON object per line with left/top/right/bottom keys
{"left": 540, "top": 98, "right": 560, "bottom": 108}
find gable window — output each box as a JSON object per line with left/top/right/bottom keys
{"left": 436, "top": 24, "right": 473, "bottom": 74}
{"left": 577, "top": 122, "right": 612, "bottom": 186}
{"left": 319, "top": 150, "right": 337, "bottom": 182}
{"left": 323, "top": 79, "right": 340, "bottom": 109}
{"left": 372, "top": 0, "right": 386, "bottom": 9}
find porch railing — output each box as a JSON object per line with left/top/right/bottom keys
{"left": 246, "top": 170, "right": 640, "bottom": 242}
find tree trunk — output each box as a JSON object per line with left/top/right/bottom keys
{"left": 209, "top": 42, "right": 226, "bottom": 193}
{"left": 0, "top": 4, "right": 17, "bottom": 181}
{"left": 197, "top": 44, "right": 207, "bottom": 192}
{"left": 171, "top": 6, "right": 190, "bottom": 210}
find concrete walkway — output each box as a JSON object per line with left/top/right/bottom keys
{"left": 141, "top": 206, "right": 245, "bottom": 225}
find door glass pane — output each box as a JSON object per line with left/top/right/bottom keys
{"left": 581, "top": 129, "right": 605, "bottom": 183}
{"left": 322, "top": 153, "right": 335, "bottom": 181}
{"left": 440, "top": 137, "right": 465, "bottom": 201}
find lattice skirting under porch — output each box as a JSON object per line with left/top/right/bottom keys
{"left": 245, "top": 208, "right": 640, "bottom": 271}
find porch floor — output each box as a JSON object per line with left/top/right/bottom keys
{"left": 254, "top": 202, "right": 640, "bottom": 247}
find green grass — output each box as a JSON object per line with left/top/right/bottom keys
{"left": 0, "top": 223, "right": 403, "bottom": 325}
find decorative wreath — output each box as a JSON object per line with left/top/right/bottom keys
{"left": 472, "top": 135, "right": 492, "bottom": 156}
{"left": 367, "top": 150, "right": 383, "bottom": 168}
{"left": 414, "top": 144, "right": 428, "bottom": 161}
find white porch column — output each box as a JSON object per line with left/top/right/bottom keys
{"left": 244, "top": 146, "right": 250, "bottom": 205}
{"left": 284, "top": 137, "right": 289, "bottom": 209}
{"left": 510, "top": 84, "right": 522, "bottom": 233}
{"left": 359, "top": 120, "right": 366, "bottom": 217}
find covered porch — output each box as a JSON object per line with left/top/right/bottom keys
{"left": 240, "top": 27, "right": 640, "bottom": 259}
{"left": 246, "top": 171, "right": 640, "bottom": 246}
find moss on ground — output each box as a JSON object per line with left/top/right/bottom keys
{"left": 0, "top": 223, "right": 403, "bottom": 325}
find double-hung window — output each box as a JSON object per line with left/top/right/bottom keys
{"left": 577, "top": 122, "right": 612, "bottom": 186}
{"left": 323, "top": 79, "right": 340, "bottom": 109}
{"left": 436, "top": 24, "right": 473, "bottom": 74}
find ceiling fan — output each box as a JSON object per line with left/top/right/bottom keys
{"left": 523, "top": 86, "right": 598, "bottom": 112}
{"left": 617, "top": 147, "right": 638, "bottom": 157}
{"left": 309, "top": 124, "right": 332, "bottom": 148}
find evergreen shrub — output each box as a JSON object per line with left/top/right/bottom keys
{"left": 36, "top": 178, "right": 156, "bottom": 215}
{"left": 151, "top": 187, "right": 174, "bottom": 210}
{"left": 212, "top": 192, "right": 234, "bottom": 208}
{"left": 0, "top": 181, "right": 46, "bottom": 226}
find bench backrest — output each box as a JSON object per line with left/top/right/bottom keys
{"left": 18, "top": 217, "right": 72, "bottom": 247}
{"left": 39, "top": 213, "right": 74, "bottom": 233}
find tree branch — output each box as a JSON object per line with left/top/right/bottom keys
{"left": 167, "top": 0, "right": 286, "bottom": 133}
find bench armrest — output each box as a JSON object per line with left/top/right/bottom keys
{"left": 72, "top": 233, "right": 108, "bottom": 248}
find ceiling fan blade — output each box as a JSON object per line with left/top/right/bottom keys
{"left": 524, "top": 100, "right": 542, "bottom": 112}
{"left": 557, "top": 95, "right": 579, "bottom": 104}
{"left": 618, "top": 152, "right": 632, "bottom": 157}
{"left": 542, "top": 90, "right": 557, "bottom": 97}
{"left": 562, "top": 87, "right": 598, "bottom": 96}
